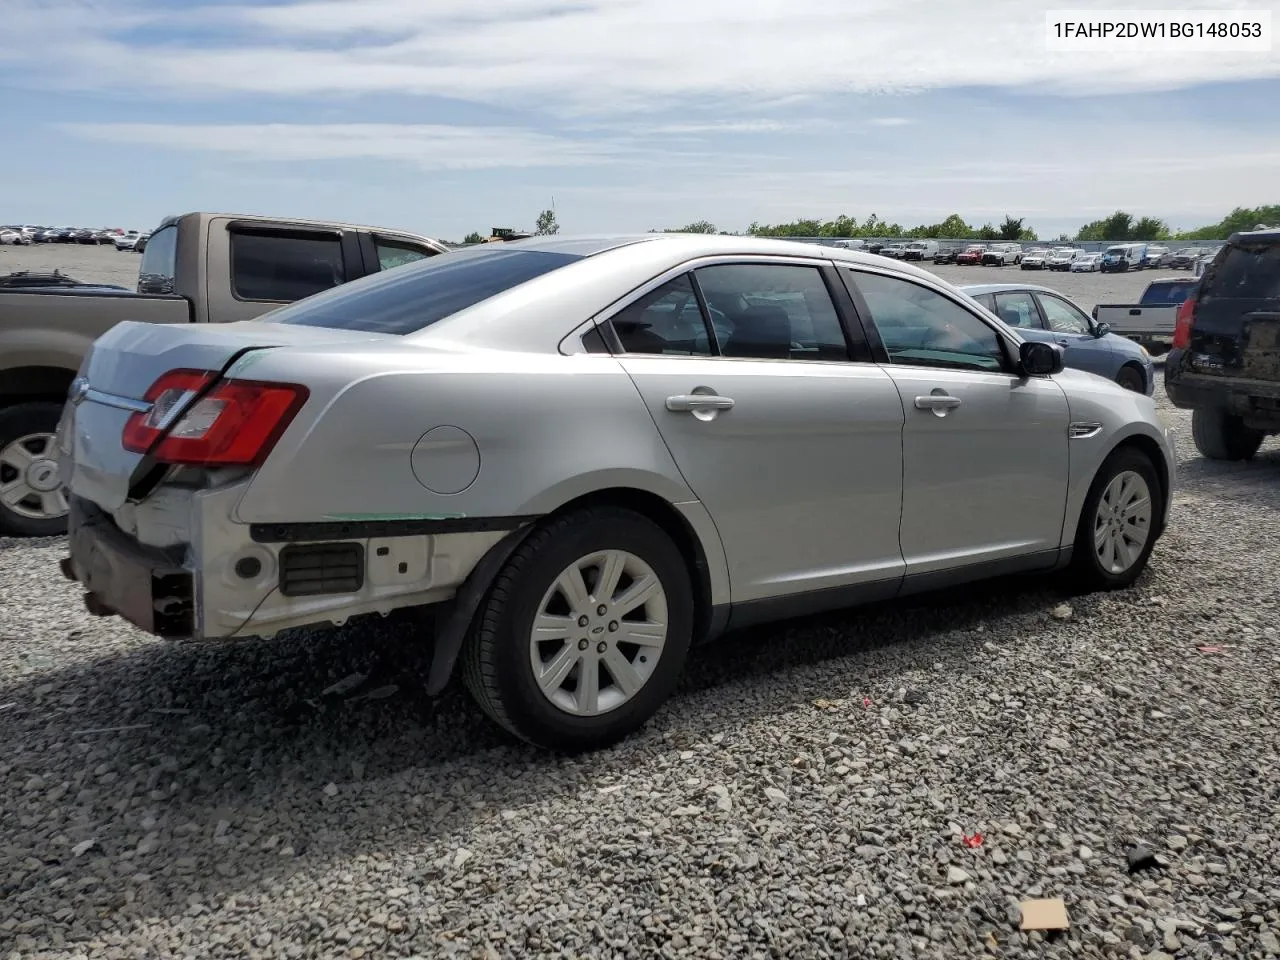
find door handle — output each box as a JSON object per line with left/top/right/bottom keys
{"left": 666, "top": 394, "right": 735, "bottom": 412}
{"left": 914, "top": 394, "right": 962, "bottom": 411}
{"left": 1055, "top": 337, "right": 1071, "bottom": 346}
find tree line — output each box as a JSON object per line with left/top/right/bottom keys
{"left": 447, "top": 205, "right": 1276, "bottom": 246}
{"left": 659, "top": 205, "right": 1279, "bottom": 243}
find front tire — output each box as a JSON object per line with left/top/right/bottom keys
{"left": 1192, "top": 408, "right": 1265, "bottom": 461}
{"left": 0, "top": 402, "right": 70, "bottom": 537}
{"left": 462, "top": 507, "right": 694, "bottom": 752}
{"left": 1115, "top": 365, "right": 1146, "bottom": 393}
{"left": 1069, "top": 447, "right": 1162, "bottom": 591}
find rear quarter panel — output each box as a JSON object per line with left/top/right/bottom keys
{"left": 232, "top": 346, "right": 700, "bottom": 524}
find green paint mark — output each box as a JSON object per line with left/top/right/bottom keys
{"left": 321, "top": 512, "right": 468, "bottom": 522}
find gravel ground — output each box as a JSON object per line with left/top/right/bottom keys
{"left": 1, "top": 243, "right": 1175, "bottom": 316}
{"left": 3, "top": 247, "right": 1280, "bottom": 960}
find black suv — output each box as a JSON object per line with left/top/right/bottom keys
{"left": 1165, "top": 228, "right": 1280, "bottom": 460}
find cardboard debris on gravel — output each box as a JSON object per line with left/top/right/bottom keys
{"left": 1019, "top": 898, "right": 1070, "bottom": 931}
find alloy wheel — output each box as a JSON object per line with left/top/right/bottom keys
{"left": 0, "top": 432, "right": 68, "bottom": 521}
{"left": 1093, "top": 470, "right": 1152, "bottom": 574}
{"left": 528, "top": 549, "right": 668, "bottom": 716}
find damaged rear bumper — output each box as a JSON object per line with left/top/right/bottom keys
{"left": 63, "top": 486, "right": 518, "bottom": 643}
{"left": 63, "top": 497, "right": 193, "bottom": 638}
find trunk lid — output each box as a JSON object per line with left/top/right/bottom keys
{"left": 60, "top": 319, "right": 392, "bottom": 511}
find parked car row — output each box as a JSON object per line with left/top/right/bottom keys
{"left": 1, "top": 225, "right": 147, "bottom": 246}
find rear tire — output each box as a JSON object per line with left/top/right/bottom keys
{"left": 1115, "top": 365, "right": 1146, "bottom": 393}
{"left": 1192, "top": 408, "right": 1265, "bottom": 461}
{"left": 461, "top": 507, "right": 694, "bottom": 752}
{"left": 1069, "top": 446, "right": 1162, "bottom": 591}
{"left": 0, "top": 402, "right": 69, "bottom": 538}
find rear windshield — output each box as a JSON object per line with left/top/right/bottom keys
{"left": 265, "top": 247, "right": 583, "bottom": 334}
{"left": 1206, "top": 242, "right": 1280, "bottom": 300}
{"left": 1141, "top": 281, "right": 1197, "bottom": 305}
{"left": 138, "top": 224, "right": 177, "bottom": 295}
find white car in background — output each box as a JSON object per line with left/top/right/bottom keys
{"left": 1048, "top": 248, "right": 1084, "bottom": 271}
{"left": 1142, "top": 246, "right": 1171, "bottom": 269}
{"left": 0, "top": 229, "right": 20, "bottom": 245}
{"left": 114, "top": 231, "right": 149, "bottom": 251}
{"left": 1020, "top": 248, "right": 1051, "bottom": 270}
{"left": 1070, "top": 253, "right": 1102, "bottom": 273}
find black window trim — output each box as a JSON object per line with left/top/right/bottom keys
{"left": 994, "top": 289, "right": 1049, "bottom": 331}
{"left": 225, "top": 222, "right": 359, "bottom": 305}
{"left": 1034, "top": 291, "right": 1093, "bottom": 335}
{"left": 838, "top": 265, "right": 1019, "bottom": 375}
{"left": 588, "top": 253, "right": 870, "bottom": 365}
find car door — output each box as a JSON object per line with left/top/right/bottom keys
{"left": 839, "top": 267, "right": 1071, "bottom": 578}
{"left": 1035, "top": 291, "right": 1115, "bottom": 379}
{"left": 604, "top": 259, "right": 907, "bottom": 605}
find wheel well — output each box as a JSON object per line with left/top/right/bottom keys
{"left": 1111, "top": 434, "right": 1170, "bottom": 535}
{"left": 545, "top": 487, "right": 715, "bottom": 642}
{"left": 1117, "top": 361, "right": 1147, "bottom": 389}
{"left": 0, "top": 366, "right": 75, "bottom": 408}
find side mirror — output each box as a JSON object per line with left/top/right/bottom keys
{"left": 1019, "top": 340, "right": 1064, "bottom": 376}
{"left": 1093, "top": 321, "right": 1111, "bottom": 338}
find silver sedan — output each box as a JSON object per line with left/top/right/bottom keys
{"left": 58, "top": 235, "right": 1176, "bottom": 751}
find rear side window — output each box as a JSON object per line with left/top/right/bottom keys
{"left": 1206, "top": 243, "right": 1280, "bottom": 299}
{"left": 1141, "top": 282, "right": 1196, "bottom": 305}
{"left": 231, "top": 231, "right": 346, "bottom": 302}
{"left": 694, "top": 263, "right": 849, "bottom": 361}
{"left": 376, "top": 237, "right": 437, "bottom": 271}
{"left": 993, "top": 291, "right": 1042, "bottom": 329}
{"left": 610, "top": 274, "right": 712, "bottom": 356}
{"left": 138, "top": 224, "right": 177, "bottom": 295}
{"left": 267, "top": 247, "right": 583, "bottom": 334}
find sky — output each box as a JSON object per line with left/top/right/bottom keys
{"left": 1, "top": 0, "right": 1278, "bottom": 241}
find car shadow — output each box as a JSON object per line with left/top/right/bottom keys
{"left": 1171, "top": 439, "right": 1280, "bottom": 511}
{"left": 0, "top": 568, "right": 1076, "bottom": 927}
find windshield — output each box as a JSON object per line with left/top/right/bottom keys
{"left": 265, "top": 247, "right": 583, "bottom": 334}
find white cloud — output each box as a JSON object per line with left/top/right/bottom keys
{"left": 868, "top": 117, "right": 913, "bottom": 127}
{"left": 6, "top": 0, "right": 1280, "bottom": 112}
{"left": 57, "top": 122, "right": 631, "bottom": 170}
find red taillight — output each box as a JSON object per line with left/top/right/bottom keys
{"left": 1172, "top": 296, "right": 1197, "bottom": 350}
{"left": 123, "top": 368, "right": 308, "bottom": 466}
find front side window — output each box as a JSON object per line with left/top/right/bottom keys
{"left": 993, "top": 291, "right": 1043, "bottom": 329}
{"left": 137, "top": 224, "right": 177, "bottom": 295}
{"left": 848, "top": 271, "right": 1007, "bottom": 372}
{"left": 693, "top": 263, "right": 849, "bottom": 361}
{"left": 1038, "top": 294, "right": 1092, "bottom": 334}
{"left": 266, "top": 246, "right": 583, "bottom": 334}
{"left": 609, "top": 274, "right": 712, "bottom": 356}
{"left": 231, "top": 231, "right": 346, "bottom": 302}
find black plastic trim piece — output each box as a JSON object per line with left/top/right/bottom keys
{"left": 278, "top": 542, "right": 365, "bottom": 597}
{"left": 249, "top": 515, "right": 540, "bottom": 544}
{"left": 424, "top": 525, "right": 537, "bottom": 695}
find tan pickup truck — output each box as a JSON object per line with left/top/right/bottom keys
{"left": 0, "top": 211, "right": 448, "bottom": 536}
